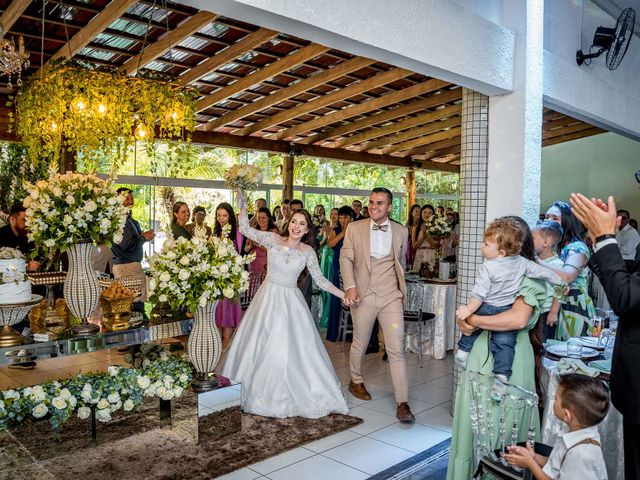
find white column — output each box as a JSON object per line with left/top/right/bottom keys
{"left": 487, "top": 0, "right": 544, "bottom": 225}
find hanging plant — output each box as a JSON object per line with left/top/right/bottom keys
{"left": 15, "top": 60, "right": 198, "bottom": 164}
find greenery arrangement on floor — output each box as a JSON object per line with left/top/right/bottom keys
{"left": 0, "top": 344, "right": 193, "bottom": 431}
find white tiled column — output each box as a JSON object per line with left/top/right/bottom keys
{"left": 451, "top": 88, "right": 489, "bottom": 415}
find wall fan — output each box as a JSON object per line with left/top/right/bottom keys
{"left": 576, "top": 7, "right": 635, "bottom": 70}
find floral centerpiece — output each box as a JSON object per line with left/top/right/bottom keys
{"left": 24, "top": 172, "right": 129, "bottom": 334}
{"left": 0, "top": 345, "right": 192, "bottom": 431}
{"left": 148, "top": 227, "right": 254, "bottom": 390}
{"left": 23, "top": 171, "right": 128, "bottom": 253}
{"left": 424, "top": 215, "right": 452, "bottom": 241}
{"left": 223, "top": 164, "right": 262, "bottom": 191}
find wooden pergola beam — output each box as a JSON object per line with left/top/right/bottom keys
{"left": 118, "top": 11, "right": 218, "bottom": 75}
{"left": 416, "top": 144, "right": 461, "bottom": 161}
{"left": 267, "top": 78, "right": 451, "bottom": 141}
{"left": 401, "top": 137, "right": 460, "bottom": 158}
{"left": 202, "top": 56, "right": 374, "bottom": 131}
{"left": 236, "top": 67, "right": 414, "bottom": 136}
{"left": 180, "top": 130, "right": 459, "bottom": 172}
{"left": 542, "top": 127, "right": 605, "bottom": 146}
{"left": 542, "top": 116, "right": 582, "bottom": 131}
{"left": 334, "top": 103, "right": 461, "bottom": 149}
{"left": 196, "top": 43, "right": 329, "bottom": 112}
{"left": 309, "top": 87, "right": 461, "bottom": 147}
{"left": 178, "top": 28, "right": 278, "bottom": 86}
{"left": 542, "top": 122, "right": 596, "bottom": 140}
{"left": 358, "top": 114, "right": 461, "bottom": 151}
{"left": 47, "top": 0, "right": 138, "bottom": 63}
{"left": 379, "top": 126, "right": 461, "bottom": 154}
{"left": 0, "top": 0, "right": 31, "bottom": 31}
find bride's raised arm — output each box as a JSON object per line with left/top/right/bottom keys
{"left": 237, "top": 189, "right": 279, "bottom": 248}
{"left": 304, "top": 249, "right": 345, "bottom": 300}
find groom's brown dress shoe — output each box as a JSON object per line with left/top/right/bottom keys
{"left": 396, "top": 402, "right": 415, "bottom": 423}
{"left": 348, "top": 381, "right": 372, "bottom": 401}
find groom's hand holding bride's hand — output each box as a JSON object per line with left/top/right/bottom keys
{"left": 344, "top": 287, "right": 359, "bottom": 307}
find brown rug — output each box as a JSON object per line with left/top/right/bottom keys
{"left": 0, "top": 392, "right": 361, "bottom": 480}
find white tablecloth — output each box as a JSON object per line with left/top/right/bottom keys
{"left": 404, "top": 280, "right": 457, "bottom": 360}
{"left": 540, "top": 357, "right": 623, "bottom": 479}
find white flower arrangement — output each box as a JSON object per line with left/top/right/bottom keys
{"left": 223, "top": 164, "right": 262, "bottom": 191}
{"left": 148, "top": 225, "right": 254, "bottom": 312}
{"left": 0, "top": 345, "right": 193, "bottom": 431}
{"left": 424, "top": 215, "right": 452, "bottom": 240}
{"left": 23, "top": 172, "right": 129, "bottom": 253}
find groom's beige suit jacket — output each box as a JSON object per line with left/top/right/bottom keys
{"left": 339, "top": 219, "right": 408, "bottom": 301}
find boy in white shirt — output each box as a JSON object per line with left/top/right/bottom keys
{"left": 503, "top": 373, "right": 609, "bottom": 480}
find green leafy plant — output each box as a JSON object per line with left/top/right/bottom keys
{"left": 0, "top": 142, "right": 49, "bottom": 213}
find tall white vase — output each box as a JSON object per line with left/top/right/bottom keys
{"left": 64, "top": 240, "right": 100, "bottom": 335}
{"left": 188, "top": 301, "right": 222, "bottom": 392}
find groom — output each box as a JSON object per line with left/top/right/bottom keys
{"left": 340, "top": 188, "right": 414, "bottom": 423}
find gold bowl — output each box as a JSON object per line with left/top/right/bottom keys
{"left": 100, "top": 295, "right": 136, "bottom": 331}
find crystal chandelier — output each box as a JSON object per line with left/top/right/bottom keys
{"left": 0, "top": 26, "right": 30, "bottom": 89}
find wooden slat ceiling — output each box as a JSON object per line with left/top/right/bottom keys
{"left": 0, "top": 0, "right": 606, "bottom": 172}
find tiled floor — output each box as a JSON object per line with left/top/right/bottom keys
{"left": 220, "top": 341, "right": 454, "bottom": 480}
{"left": 0, "top": 341, "right": 454, "bottom": 480}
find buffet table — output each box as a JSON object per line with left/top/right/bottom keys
{"left": 404, "top": 278, "right": 457, "bottom": 360}
{"left": 540, "top": 357, "right": 623, "bottom": 480}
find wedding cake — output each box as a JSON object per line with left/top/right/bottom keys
{"left": 0, "top": 248, "right": 32, "bottom": 304}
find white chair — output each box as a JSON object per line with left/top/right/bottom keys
{"left": 240, "top": 271, "right": 265, "bottom": 310}
{"left": 468, "top": 371, "right": 539, "bottom": 479}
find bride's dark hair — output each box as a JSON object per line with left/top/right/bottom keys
{"left": 281, "top": 209, "right": 317, "bottom": 249}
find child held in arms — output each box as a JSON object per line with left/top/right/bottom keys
{"left": 503, "top": 373, "right": 609, "bottom": 480}
{"left": 532, "top": 221, "right": 565, "bottom": 342}
{"left": 455, "top": 218, "right": 565, "bottom": 384}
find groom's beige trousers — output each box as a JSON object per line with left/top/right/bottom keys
{"left": 349, "top": 255, "right": 408, "bottom": 403}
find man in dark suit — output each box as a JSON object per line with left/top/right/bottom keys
{"left": 570, "top": 192, "right": 640, "bottom": 480}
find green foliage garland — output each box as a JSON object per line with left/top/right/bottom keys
{"left": 16, "top": 61, "right": 197, "bottom": 163}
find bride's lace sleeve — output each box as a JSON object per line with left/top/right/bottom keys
{"left": 237, "top": 190, "right": 278, "bottom": 248}
{"left": 304, "top": 250, "right": 344, "bottom": 299}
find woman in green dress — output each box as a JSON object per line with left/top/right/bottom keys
{"left": 447, "top": 217, "right": 550, "bottom": 480}
{"left": 542, "top": 201, "right": 595, "bottom": 339}
{"left": 319, "top": 208, "right": 338, "bottom": 329}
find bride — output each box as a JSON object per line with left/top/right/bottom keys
{"left": 220, "top": 190, "right": 350, "bottom": 418}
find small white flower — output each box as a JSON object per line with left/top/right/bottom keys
{"left": 107, "top": 366, "right": 120, "bottom": 377}
{"left": 96, "top": 409, "right": 112, "bottom": 423}
{"left": 68, "top": 396, "right": 77, "bottom": 408}
{"left": 219, "top": 264, "right": 229, "bottom": 274}
{"left": 179, "top": 373, "right": 189, "bottom": 383}
{"left": 52, "top": 396, "right": 67, "bottom": 410}
{"left": 31, "top": 385, "right": 46, "bottom": 403}
{"left": 223, "top": 287, "right": 235, "bottom": 299}
{"left": 84, "top": 200, "right": 97, "bottom": 212}
{"left": 110, "top": 400, "right": 122, "bottom": 412}
{"left": 65, "top": 195, "right": 75, "bottom": 205}
{"left": 77, "top": 406, "right": 91, "bottom": 420}
{"left": 97, "top": 398, "right": 110, "bottom": 410}
{"left": 123, "top": 399, "right": 134, "bottom": 411}
{"left": 32, "top": 403, "right": 48, "bottom": 419}
{"left": 137, "top": 376, "right": 151, "bottom": 389}
{"left": 158, "top": 294, "right": 168, "bottom": 303}
{"left": 172, "top": 386, "right": 184, "bottom": 398}
{"left": 159, "top": 272, "right": 171, "bottom": 283}
{"left": 3, "top": 390, "right": 19, "bottom": 400}
{"left": 44, "top": 239, "right": 56, "bottom": 248}
{"left": 179, "top": 256, "right": 190, "bottom": 266}
{"left": 59, "top": 388, "right": 72, "bottom": 400}
{"left": 178, "top": 269, "right": 190, "bottom": 281}
{"left": 107, "top": 392, "right": 121, "bottom": 404}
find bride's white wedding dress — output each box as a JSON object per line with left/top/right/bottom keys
{"left": 220, "top": 205, "right": 349, "bottom": 419}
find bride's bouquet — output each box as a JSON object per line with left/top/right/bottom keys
{"left": 424, "top": 215, "right": 451, "bottom": 240}
{"left": 223, "top": 164, "right": 262, "bottom": 191}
